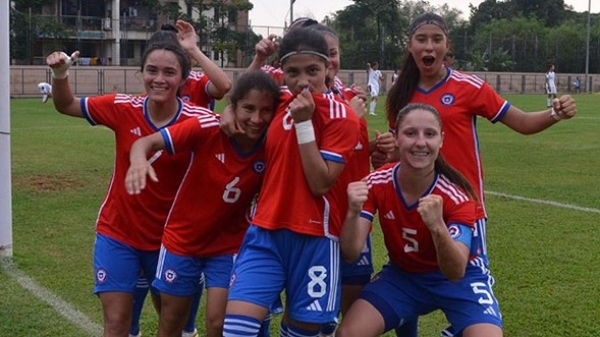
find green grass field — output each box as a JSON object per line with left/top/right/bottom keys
{"left": 1, "top": 94, "right": 599, "bottom": 337}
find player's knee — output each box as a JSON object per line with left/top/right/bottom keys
{"left": 206, "top": 311, "right": 225, "bottom": 332}
{"left": 103, "top": 313, "right": 130, "bottom": 336}
{"left": 335, "top": 324, "right": 357, "bottom": 337}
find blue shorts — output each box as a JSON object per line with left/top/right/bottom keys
{"left": 228, "top": 225, "right": 341, "bottom": 324}
{"left": 204, "top": 254, "right": 235, "bottom": 288}
{"left": 341, "top": 234, "right": 373, "bottom": 285}
{"left": 153, "top": 246, "right": 232, "bottom": 296}
{"left": 360, "top": 262, "right": 502, "bottom": 334}
{"left": 93, "top": 233, "right": 159, "bottom": 294}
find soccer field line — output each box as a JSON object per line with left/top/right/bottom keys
{"left": 0, "top": 258, "right": 102, "bottom": 337}
{"left": 1, "top": 190, "right": 597, "bottom": 336}
{"left": 486, "top": 190, "right": 600, "bottom": 214}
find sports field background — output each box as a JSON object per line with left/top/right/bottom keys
{"left": 1, "top": 94, "right": 599, "bottom": 336}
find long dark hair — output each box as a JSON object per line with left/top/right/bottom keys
{"left": 396, "top": 103, "right": 478, "bottom": 201}
{"left": 386, "top": 13, "right": 449, "bottom": 129}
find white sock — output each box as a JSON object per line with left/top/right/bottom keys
{"left": 370, "top": 101, "right": 376, "bottom": 114}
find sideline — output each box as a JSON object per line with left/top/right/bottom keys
{"left": 0, "top": 258, "right": 102, "bottom": 337}
{"left": 486, "top": 191, "right": 600, "bottom": 214}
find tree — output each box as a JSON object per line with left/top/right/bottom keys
{"left": 468, "top": 0, "right": 514, "bottom": 32}
{"left": 512, "top": 0, "right": 567, "bottom": 27}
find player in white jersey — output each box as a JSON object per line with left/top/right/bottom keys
{"left": 38, "top": 82, "right": 52, "bottom": 103}
{"left": 366, "top": 62, "right": 383, "bottom": 115}
{"left": 545, "top": 64, "right": 557, "bottom": 108}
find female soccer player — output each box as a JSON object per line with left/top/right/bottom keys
{"left": 337, "top": 103, "right": 503, "bottom": 337}
{"left": 232, "top": 21, "right": 399, "bottom": 337}
{"left": 128, "top": 19, "right": 232, "bottom": 337}
{"left": 222, "top": 27, "right": 360, "bottom": 337}
{"left": 378, "top": 12, "right": 576, "bottom": 336}
{"left": 46, "top": 42, "right": 214, "bottom": 337}
{"left": 124, "top": 71, "right": 278, "bottom": 337}
{"left": 381, "top": 12, "right": 576, "bottom": 262}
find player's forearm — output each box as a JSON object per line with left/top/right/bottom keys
{"left": 340, "top": 214, "right": 369, "bottom": 263}
{"left": 429, "top": 224, "right": 469, "bottom": 282}
{"left": 50, "top": 77, "right": 81, "bottom": 117}
{"left": 130, "top": 134, "right": 165, "bottom": 164}
{"left": 297, "top": 144, "right": 341, "bottom": 196}
{"left": 247, "top": 54, "right": 266, "bottom": 72}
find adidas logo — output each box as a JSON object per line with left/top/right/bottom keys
{"left": 354, "top": 141, "right": 363, "bottom": 150}
{"left": 483, "top": 306, "right": 498, "bottom": 316}
{"left": 215, "top": 153, "right": 225, "bottom": 164}
{"left": 306, "top": 299, "right": 322, "bottom": 312}
{"left": 383, "top": 211, "right": 395, "bottom": 220}
{"left": 357, "top": 255, "right": 371, "bottom": 266}
{"left": 130, "top": 127, "right": 141, "bottom": 136}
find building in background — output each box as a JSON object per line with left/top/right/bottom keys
{"left": 11, "top": 0, "right": 253, "bottom": 67}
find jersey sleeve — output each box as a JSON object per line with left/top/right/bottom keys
{"left": 472, "top": 81, "right": 511, "bottom": 123}
{"left": 443, "top": 194, "right": 477, "bottom": 230}
{"left": 80, "top": 93, "right": 120, "bottom": 127}
{"left": 318, "top": 97, "right": 360, "bottom": 164}
{"left": 161, "top": 114, "right": 220, "bottom": 155}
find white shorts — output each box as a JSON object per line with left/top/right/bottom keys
{"left": 369, "top": 84, "right": 380, "bottom": 97}
{"left": 546, "top": 83, "right": 557, "bottom": 95}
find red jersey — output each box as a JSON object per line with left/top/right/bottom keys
{"left": 179, "top": 70, "right": 214, "bottom": 109}
{"left": 82, "top": 93, "right": 214, "bottom": 250}
{"left": 361, "top": 163, "right": 477, "bottom": 273}
{"left": 388, "top": 68, "right": 510, "bottom": 218}
{"left": 261, "top": 64, "right": 284, "bottom": 85}
{"left": 252, "top": 91, "right": 360, "bottom": 238}
{"left": 159, "top": 116, "right": 266, "bottom": 257}
{"left": 326, "top": 85, "right": 371, "bottom": 230}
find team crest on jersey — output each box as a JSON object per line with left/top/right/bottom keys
{"left": 96, "top": 268, "right": 107, "bottom": 283}
{"left": 164, "top": 269, "right": 177, "bottom": 283}
{"left": 253, "top": 160, "right": 266, "bottom": 174}
{"left": 440, "top": 93, "right": 455, "bottom": 106}
{"left": 448, "top": 224, "right": 461, "bottom": 239}
{"left": 181, "top": 95, "right": 191, "bottom": 102}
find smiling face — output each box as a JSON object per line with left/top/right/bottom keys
{"left": 407, "top": 23, "right": 449, "bottom": 78}
{"left": 142, "top": 49, "right": 186, "bottom": 104}
{"left": 235, "top": 89, "right": 276, "bottom": 141}
{"left": 282, "top": 53, "right": 329, "bottom": 93}
{"left": 324, "top": 34, "right": 340, "bottom": 78}
{"left": 395, "top": 107, "right": 443, "bottom": 171}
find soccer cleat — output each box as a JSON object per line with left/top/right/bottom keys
{"left": 42, "top": 94, "right": 49, "bottom": 103}
{"left": 181, "top": 328, "right": 198, "bottom": 337}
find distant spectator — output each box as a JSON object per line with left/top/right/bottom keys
{"left": 573, "top": 76, "right": 581, "bottom": 94}
{"left": 391, "top": 68, "right": 399, "bottom": 85}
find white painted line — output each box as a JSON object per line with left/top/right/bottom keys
{"left": 0, "top": 258, "right": 102, "bottom": 337}
{"left": 486, "top": 191, "right": 600, "bottom": 214}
